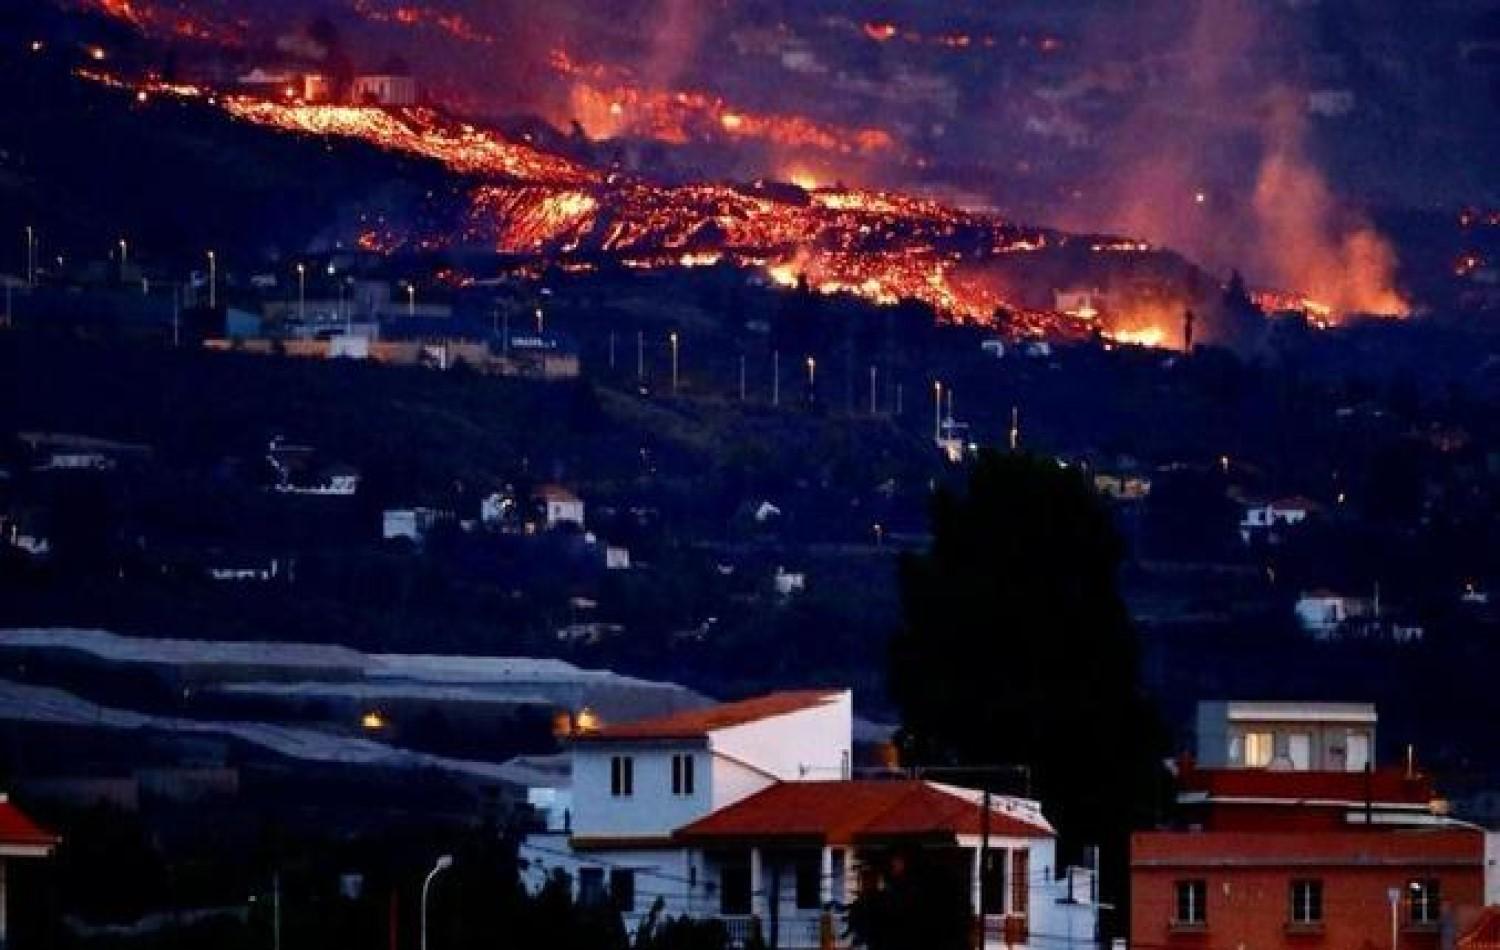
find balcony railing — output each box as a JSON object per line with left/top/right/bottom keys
{"left": 721, "top": 914, "right": 833, "bottom": 950}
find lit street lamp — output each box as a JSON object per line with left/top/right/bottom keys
{"left": 295, "top": 263, "right": 306, "bottom": 320}
{"left": 118, "top": 238, "right": 128, "bottom": 268}
{"left": 421, "top": 854, "right": 454, "bottom": 950}
{"left": 405, "top": 282, "right": 416, "bottom": 318}
{"left": 805, "top": 355, "right": 816, "bottom": 389}
{"left": 206, "top": 250, "right": 216, "bottom": 309}
{"left": 669, "top": 331, "right": 679, "bottom": 394}
{"left": 933, "top": 381, "right": 943, "bottom": 441}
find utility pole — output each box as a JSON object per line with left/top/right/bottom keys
{"left": 738, "top": 354, "right": 746, "bottom": 402}
{"left": 608, "top": 331, "right": 616, "bottom": 370}
{"left": 636, "top": 330, "right": 644, "bottom": 381}
{"left": 772, "top": 350, "right": 780, "bottom": 407}
{"left": 869, "top": 365, "right": 878, "bottom": 415}
{"left": 24, "top": 226, "right": 35, "bottom": 287}
{"left": 1009, "top": 405, "right": 1020, "bottom": 452}
{"left": 206, "top": 250, "right": 217, "bottom": 309}
{"left": 896, "top": 383, "right": 903, "bottom": 416}
{"left": 272, "top": 871, "right": 282, "bottom": 950}
{"left": 502, "top": 311, "right": 510, "bottom": 359}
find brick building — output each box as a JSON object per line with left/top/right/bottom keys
{"left": 1131, "top": 702, "right": 1497, "bottom": 949}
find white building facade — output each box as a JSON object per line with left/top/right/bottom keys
{"left": 519, "top": 690, "right": 1098, "bottom": 949}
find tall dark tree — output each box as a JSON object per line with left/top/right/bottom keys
{"left": 888, "top": 451, "right": 1165, "bottom": 922}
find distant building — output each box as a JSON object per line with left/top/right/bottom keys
{"left": 534, "top": 485, "right": 585, "bottom": 529}
{"left": 1133, "top": 701, "right": 1494, "bottom": 950}
{"left": 1238, "top": 496, "right": 1317, "bottom": 545}
{"left": 773, "top": 566, "right": 806, "bottom": 599}
{"left": 351, "top": 75, "right": 418, "bottom": 107}
{"left": 1194, "top": 700, "right": 1376, "bottom": 772}
{"left": 382, "top": 508, "right": 452, "bottom": 544}
{"left": 605, "top": 546, "right": 632, "bottom": 571}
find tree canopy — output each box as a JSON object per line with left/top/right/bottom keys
{"left": 889, "top": 451, "right": 1165, "bottom": 908}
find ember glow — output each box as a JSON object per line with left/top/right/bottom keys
{"left": 549, "top": 50, "right": 897, "bottom": 158}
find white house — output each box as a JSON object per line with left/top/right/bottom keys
{"left": 534, "top": 485, "right": 585, "bottom": 529}
{"left": 1294, "top": 589, "right": 1375, "bottom": 639}
{"left": 382, "top": 508, "right": 451, "bottom": 544}
{"left": 1238, "top": 496, "right": 1317, "bottom": 545}
{"left": 519, "top": 690, "right": 1098, "bottom": 949}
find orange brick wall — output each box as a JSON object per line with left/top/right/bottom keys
{"left": 1132, "top": 864, "right": 1485, "bottom": 950}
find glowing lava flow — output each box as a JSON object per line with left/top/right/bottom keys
{"left": 548, "top": 50, "right": 896, "bottom": 157}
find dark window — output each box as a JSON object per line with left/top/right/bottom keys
{"left": 721, "top": 862, "right": 752, "bottom": 915}
{"left": 610, "top": 869, "right": 636, "bottom": 912}
{"left": 672, "top": 754, "right": 695, "bottom": 795}
{"left": 980, "top": 850, "right": 1006, "bottom": 915}
{"left": 795, "top": 855, "right": 821, "bottom": 910}
{"left": 1409, "top": 879, "right": 1441, "bottom": 925}
{"left": 1011, "top": 849, "right": 1029, "bottom": 917}
{"left": 1175, "top": 880, "right": 1207, "bottom": 925}
{"left": 579, "top": 868, "right": 606, "bottom": 906}
{"left": 1290, "top": 879, "right": 1322, "bottom": 924}
{"left": 610, "top": 756, "right": 633, "bottom": 797}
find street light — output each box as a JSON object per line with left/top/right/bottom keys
{"left": 295, "top": 263, "right": 306, "bottom": 320}
{"left": 118, "top": 238, "right": 129, "bottom": 268}
{"left": 421, "top": 854, "right": 454, "bottom": 950}
{"left": 405, "top": 282, "right": 416, "bottom": 318}
{"left": 24, "top": 226, "right": 35, "bottom": 287}
{"left": 933, "top": 381, "right": 943, "bottom": 441}
{"left": 206, "top": 250, "right": 216, "bottom": 309}
{"left": 805, "top": 355, "right": 816, "bottom": 388}
{"left": 669, "top": 331, "right": 679, "bottom": 394}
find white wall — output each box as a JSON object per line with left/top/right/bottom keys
{"left": 711, "top": 691, "right": 851, "bottom": 786}
{"left": 572, "top": 744, "right": 710, "bottom": 838}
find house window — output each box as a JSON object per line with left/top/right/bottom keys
{"left": 579, "top": 867, "right": 606, "bottom": 906}
{"left": 1408, "top": 879, "right": 1441, "bottom": 925}
{"left": 610, "top": 869, "right": 636, "bottom": 912}
{"left": 795, "top": 855, "right": 821, "bottom": 910}
{"left": 1290, "top": 879, "right": 1322, "bottom": 924}
{"left": 720, "top": 861, "right": 752, "bottom": 915}
{"left": 1244, "top": 732, "right": 1274, "bottom": 768}
{"left": 1287, "top": 733, "right": 1312, "bottom": 771}
{"left": 980, "top": 850, "right": 1006, "bottom": 915}
{"left": 610, "top": 756, "right": 634, "bottom": 796}
{"left": 1346, "top": 732, "right": 1371, "bottom": 773}
{"left": 1010, "top": 849, "right": 1029, "bottom": 918}
{"left": 672, "top": 754, "right": 695, "bottom": 795}
{"left": 1174, "top": 880, "right": 1207, "bottom": 925}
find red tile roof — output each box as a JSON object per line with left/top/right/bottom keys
{"left": 676, "top": 780, "right": 1053, "bottom": 844}
{"left": 0, "top": 797, "right": 58, "bottom": 851}
{"left": 578, "top": 690, "right": 844, "bottom": 741}
{"left": 1132, "top": 828, "right": 1484, "bottom": 867}
{"left": 1180, "top": 765, "right": 1435, "bottom": 805}
{"left": 1460, "top": 907, "right": 1500, "bottom": 949}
